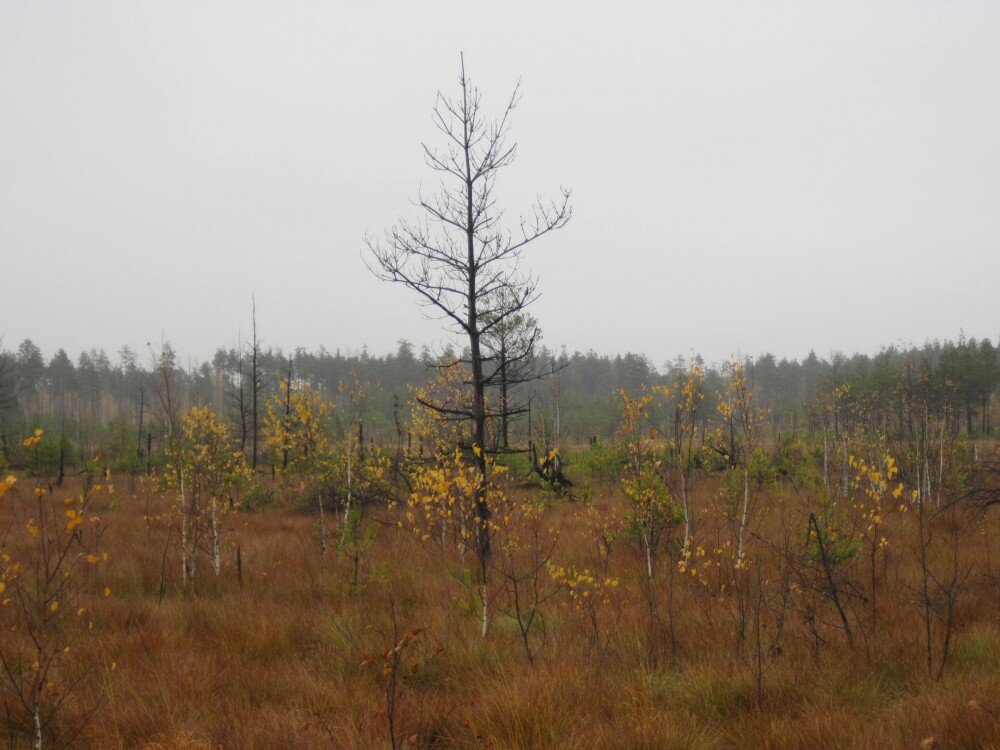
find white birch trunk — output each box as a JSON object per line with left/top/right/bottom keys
{"left": 210, "top": 497, "right": 221, "bottom": 576}
{"left": 481, "top": 581, "right": 489, "bottom": 638}
{"left": 822, "top": 430, "right": 829, "bottom": 494}
{"left": 937, "top": 423, "right": 945, "bottom": 508}
{"left": 33, "top": 704, "right": 41, "bottom": 750}
{"left": 737, "top": 467, "right": 750, "bottom": 562}
{"left": 343, "top": 440, "right": 353, "bottom": 538}
{"left": 318, "top": 493, "right": 328, "bottom": 562}
{"left": 645, "top": 531, "right": 654, "bottom": 583}
{"left": 681, "top": 471, "right": 691, "bottom": 547}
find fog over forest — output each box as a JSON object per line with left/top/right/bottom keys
{"left": 3, "top": 2, "right": 999, "bottom": 364}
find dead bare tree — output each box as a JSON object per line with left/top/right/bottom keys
{"left": 224, "top": 336, "right": 250, "bottom": 456}
{"left": 281, "top": 354, "right": 294, "bottom": 471}
{"left": 480, "top": 287, "right": 543, "bottom": 452}
{"left": 148, "top": 340, "right": 194, "bottom": 582}
{"left": 247, "top": 297, "right": 264, "bottom": 473}
{"left": 365, "top": 54, "right": 571, "bottom": 636}
{"left": 135, "top": 383, "right": 147, "bottom": 467}
{"left": 967, "top": 447, "right": 1000, "bottom": 508}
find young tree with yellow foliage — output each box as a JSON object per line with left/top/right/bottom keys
{"left": 617, "top": 389, "right": 680, "bottom": 586}
{"left": 263, "top": 380, "right": 334, "bottom": 559}
{"left": 717, "top": 362, "right": 768, "bottom": 564}
{"left": 654, "top": 358, "right": 707, "bottom": 548}
{"left": 1, "top": 431, "right": 110, "bottom": 749}
{"left": 847, "top": 450, "right": 904, "bottom": 634}
{"left": 167, "top": 407, "right": 247, "bottom": 579}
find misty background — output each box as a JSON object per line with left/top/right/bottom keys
{"left": 2, "top": 1, "right": 998, "bottom": 368}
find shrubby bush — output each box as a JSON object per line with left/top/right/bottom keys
{"left": 570, "top": 440, "right": 627, "bottom": 481}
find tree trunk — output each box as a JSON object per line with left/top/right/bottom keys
{"left": 822, "top": 428, "right": 829, "bottom": 494}
{"left": 318, "top": 493, "right": 328, "bottom": 563}
{"left": 343, "top": 436, "right": 353, "bottom": 535}
{"left": 645, "top": 534, "right": 654, "bottom": 583}
{"left": 180, "top": 472, "right": 190, "bottom": 584}
{"left": 737, "top": 467, "right": 750, "bottom": 562}
{"left": 210, "top": 497, "right": 221, "bottom": 576}
{"left": 33, "top": 703, "right": 42, "bottom": 750}
{"left": 481, "top": 582, "right": 489, "bottom": 638}
{"left": 681, "top": 470, "right": 691, "bottom": 546}
{"left": 250, "top": 297, "right": 260, "bottom": 472}
{"left": 500, "top": 353, "right": 510, "bottom": 450}
{"left": 461, "top": 56, "right": 492, "bottom": 637}
{"left": 282, "top": 359, "right": 293, "bottom": 470}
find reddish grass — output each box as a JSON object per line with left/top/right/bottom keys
{"left": 4, "top": 474, "right": 999, "bottom": 749}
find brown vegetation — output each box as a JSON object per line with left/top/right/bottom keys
{"left": 3, "top": 467, "right": 997, "bottom": 749}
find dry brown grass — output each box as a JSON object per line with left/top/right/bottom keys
{"left": 5, "top": 475, "right": 999, "bottom": 749}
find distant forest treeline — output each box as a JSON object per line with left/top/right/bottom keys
{"left": 0, "top": 335, "right": 997, "bottom": 471}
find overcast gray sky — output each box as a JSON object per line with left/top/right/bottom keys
{"left": 2, "top": 1, "right": 998, "bottom": 368}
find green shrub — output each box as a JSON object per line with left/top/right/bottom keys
{"left": 570, "top": 441, "right": 626, "bottom": 481}
{"left": 241, "top": 480, "right": 280, "bottom": 511}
